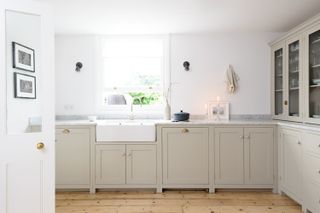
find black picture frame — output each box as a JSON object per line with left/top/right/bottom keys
{"left": 12, "top": 42, "right": 35, "bottom": 72}
{"left": 14, "top": 72, "right": 36, "bottom": 99}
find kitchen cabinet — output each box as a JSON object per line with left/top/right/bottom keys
{"left": 95, "top": 145, "right": 126, "bottom": 185}
{"left": 244, "top": 128, "right": 274, "bottom": 185}
{"left": 271, "top": 36, "right": 303, "bottom": 122}
{"left": 55, "top": 127, "right": 91, "bottom": 189}
{"left": 214, "top": 128, "right": 244, "bottom": 184}
{"left": 95, "top": 144, "right": 157, "bottom": 185}
{"left": 279, "top": 128, "right": 302, "bottom": 203}
{"left": 162, "top": 127, "right": 209, "bottom": 185}
{"left": 302, "top": 131, "right": 320, "bottom": 213}
{"left": 305, "top": 23, "right": 320, "bottom": 124}
{"left": 272, "top": 43, "right": 286, "bottom": 120}
{"left": 126, "top": 145, "right": 157, "bottom": 185}
{"left": 214, "top": 127, "right": 274, "bottom": 186}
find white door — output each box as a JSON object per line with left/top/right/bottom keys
{"left": 126, "top": 145, "right": 157, "bottom": 185}
{"left": 0, "top": 1, "right": 54, "bottom": 213}
{"left": 214, "top": 128, "right": 244, "bottom": 185}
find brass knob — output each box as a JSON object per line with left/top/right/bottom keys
{"left": 284, "top": 100, "right": 288, "bottom": 106}
{"left": 37, "top": 142, "right": 45, "bottom": 150}
{"left": 63, "top": 129, "right": 70, "bottom": 134}
{"left": 181, "top": 128, "right": 189, "bottom": 133}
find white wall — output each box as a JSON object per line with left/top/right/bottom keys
{"left": 55, "top": 32, "right": 281, "bottom": 116}
{"left": 55, "top": 35, "right": 97, "bottom": 115}
{"left": 170, "top": 33, "right": 280, "bottom": 115}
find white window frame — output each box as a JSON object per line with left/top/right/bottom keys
{"left": 95, "top": 35, "right": 170, "bottom": 116}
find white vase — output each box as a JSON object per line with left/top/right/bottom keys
{"left": 164, "top": 102, "right": 171, "bottom": 120}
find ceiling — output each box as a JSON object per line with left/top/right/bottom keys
{"left": 39, "top": 0, "right": 320, "bottom": 35}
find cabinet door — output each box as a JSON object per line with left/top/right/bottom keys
{"left": 56, "top": 128, "right": 90, "bottom": 186}
{"left": 306, "top": 25, "right": 320, "bottom": 124}
{"left": 126, "top": 145, "right": 157, "bottom": 185}
{"left": 244, "top": 128, "right": 274, "bottom": 185}
{"left": 95, "top": 145, "right": 126, "bottom": 185}
{"left": 286, "top": 36, "right": 303, "bottom": 122}
{"left": 162, "top": 127, "right": 209, "bottom": 185}
{"left": 214, "top": 128, "right": 244, "bottom": 185}
{"left": 281, "top": 129, "right": 302, "bottom": 202}
{"left": 272, "top": 43, "right": 286, "bottom": 120}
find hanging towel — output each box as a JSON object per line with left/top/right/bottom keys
{"left": 225, "top": 65, "right": 239, "bottom": 94}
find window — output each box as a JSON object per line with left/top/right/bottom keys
{"left": 98, "top": 36, "right": 168, "bottom": 114}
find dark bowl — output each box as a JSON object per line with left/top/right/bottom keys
{"left": 173, "top": 110, "right": 190, "bottom": 122}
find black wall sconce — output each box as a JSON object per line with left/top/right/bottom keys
{"left": 75, "top": 62, "right": 83, "bottom": 72}
{"left": 183, "top": 61, "right": 190, "bottom": 71}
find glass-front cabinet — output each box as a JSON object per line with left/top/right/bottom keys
{"left": 306, "top": 26, "right": 320, "bottom": 123}
{"left": 272, "top": 37, "right": 302, "bottom": 121}
{"left": 287, "top": 37, "right": 302, "bottom": 121}
{"left": 272, "top": 45, "right": 285, "bottom": 119}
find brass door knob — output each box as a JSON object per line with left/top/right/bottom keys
{"left": 37, "top": 142, "right": 45, "bottom": 150}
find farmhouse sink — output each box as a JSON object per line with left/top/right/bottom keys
{"left": 96, "top": 120, "right": 156, "bottom": 142}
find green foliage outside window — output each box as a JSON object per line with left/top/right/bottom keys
{"left": 129, "top": 92, "right": 161, "bottom": 105}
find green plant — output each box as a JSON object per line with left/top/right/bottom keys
{"left": 129, "top": 92, "right": 161, "bottom": 105}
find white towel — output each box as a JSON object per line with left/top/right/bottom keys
{"left": 225, "top": 65, "right": 239, "bottom": 94}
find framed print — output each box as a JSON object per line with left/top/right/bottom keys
{"left": 12, "top": 42, "right": 35, "bottom": 72}
{"left": 14, "top": 73, "right": 36, "bottom": 99}
{"left": 207, "top": 101, "right": 229, "bottom": 120}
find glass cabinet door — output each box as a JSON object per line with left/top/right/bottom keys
{"left": 288, "top": 40, "right": 300, "bottom": 118}
{"left": 274, "top": 48, "right": 284, "bottom": 116}
{"left": 309, "top": 30, "right": 320, "bottom": 119}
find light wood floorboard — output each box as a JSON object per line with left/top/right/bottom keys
{"left": 56, "top": 190, "right": 302, "bottom": 213}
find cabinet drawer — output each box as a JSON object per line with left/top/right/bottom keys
{"left": 304, "top": 131, "right": 320, "bottom": 157}
{"left": 304, "top": 180, "right": 320, "bottom": 213}
{"left": 304, "top": 154, "right": 320, "bottom": 185}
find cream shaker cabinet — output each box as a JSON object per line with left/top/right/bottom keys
{"left": 55, "top": 128, "right": 91, "bottom": 189}
{"left": 95, "top": 144, "right": 157, "bottom": 185}
{"left": 302, "top": 131, "right": 320, "bottom": 213}
{"left": 279, "top": 128, "right": 303, "bottom": 203}
{"left": 95, "top": 145, "right": 126, "bottom": 185}
{"left": 126, "top": 145, "right": 157, "bottom": 185}
{"left": 214, "top": 128, "right": 244, "bottom": 184}
{"left": 162, "top": 127, "right": 209, "bottom": 185}
{"left": 214, "top": 127, "right": 274, "bottom": 186}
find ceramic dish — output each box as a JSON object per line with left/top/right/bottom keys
{"left": 312, "top": 79, "right": 320, "bottom": 85}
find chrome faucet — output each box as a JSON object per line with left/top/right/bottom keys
{"left": 129, "top": 103, "right": 134, "bottom": 120}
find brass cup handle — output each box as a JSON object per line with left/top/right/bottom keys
{"left": 63, "top": 129, "right": 70, "bottom": 134}
{"left": 181, "top": 128, "right": 189, "bottom": 133}
{"left": 37, "top": 142, "right": 45, "bottom": 150}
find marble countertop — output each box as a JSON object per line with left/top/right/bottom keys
{"left": 55, "top": 119, "right": 320, "bottom": 131}
{"left": 56, "top": 119, "right": 277, "bottom": 126}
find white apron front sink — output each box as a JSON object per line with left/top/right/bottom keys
{"left": 96, "top": 120, "right": 156, "bottom": 142}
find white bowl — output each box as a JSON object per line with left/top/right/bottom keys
{"left": 312, "top": 79, "right": 320, "bottom": 85}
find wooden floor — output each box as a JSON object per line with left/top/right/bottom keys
{"left": 56, "top": 190, "right": 302, "bottom": 213}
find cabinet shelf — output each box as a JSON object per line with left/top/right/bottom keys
{"left": 289, "top": 69, "right": 299, "bottom": 74}
{"left": 311, "top": 38, "right": 320, "bottom": 44}
{"left": 289, "top": 87, "right": 299, "bottom": 91}
{"left": 310, "top": 84, "right": 320, "bottom": 88}
{"left": 311, "top": 64, "right": 320, "bottom": 68}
